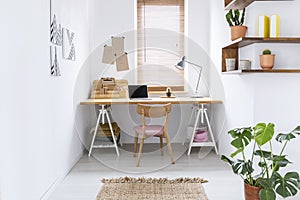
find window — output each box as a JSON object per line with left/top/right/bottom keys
{"left": 137, "top": 0, "right": 184, "bottom": 91}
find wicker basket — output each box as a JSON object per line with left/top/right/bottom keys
{"left": 90, "top": 122, "right": 120, "bottom": 143}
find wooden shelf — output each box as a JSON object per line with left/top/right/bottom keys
{"left": 225, "top": 0, "right": 293, "bottom": 10}
{"left": 224, "top": 37, "right": 300, "bottom": 49}
{"left": 222, "top": 37, "right": 300, "bottom": 72}
{"left": 223, "top": 69, "right": 300, "bottom": 74}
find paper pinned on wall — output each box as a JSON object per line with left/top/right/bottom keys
{"left": 102, "top": 45, "right": 115, "bottom": 64}
{"left": 116, "top": 53, "right": 129, "bottom": 71}
{"left": 112, "top": 37, "right": 124, "bottom": 57}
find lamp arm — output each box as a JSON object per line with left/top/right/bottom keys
{"left": 184, "top": 60, "right": 203, "bottom": 94}
{"left": 185, "top": 60, "right": 202, "bottom": 69}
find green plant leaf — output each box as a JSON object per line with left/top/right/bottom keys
{"left": 226, "top": 12, "right": 233, "bottom": 26}
{"left": 258, "top": 161, "right": 267, "bottom": 168}
{"left": 234, "top": 9, "right": 240, "bottom": 25}
{"left": 230, "top": 147, "right": 243, "bottom": 158}
{"left": 228, "top": 127, "right": 252, "bottom": 157}
{"left": 291, "top": 126, "right": 300, "bottom": 135}
{"left": 226, "top": 9, "right": 234, "bottom": 26}
{"left": 254, "top": 123, "right": 275, "bottom": 146}
{"left": 276, "top": 126, "right": 300, "bottom": 143}
{"left": 257, "top": 178, "right": 273, "bottom": 189}
{"left": 240, "top": 8, "right": 246, "bottom": 25}
{"left": 221, "top": 155, "right": 234, "bottom": 165}
{"left": 232, "top": 160, "right": 254, "bottom": 176}
{"left": 259, "top": 189, "right": 276, "bottom": 200}
{"left": 272, "top": 172, "right": 300, "bottom": 198}
{"left": 254, "top": 150, "right": 272, "bottom": 159}
{"left": 276, "top": 133, "right": 296, "bottom": 143}
{"left": 271, "top": 155, "right": 291, "bottom": 168}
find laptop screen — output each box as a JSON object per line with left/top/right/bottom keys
{"left": 128, "top": 85, "right": 148, "bottom": 98}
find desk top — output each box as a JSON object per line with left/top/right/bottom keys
{"left": 80, "top": 97, "right": 222, "bottom": 105}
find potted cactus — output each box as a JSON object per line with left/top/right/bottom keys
{"left": 226, "top": 8, "right": 247, "bottom": 41}
{"left": 260, "top": 49, "right": 275, "bottom": 70}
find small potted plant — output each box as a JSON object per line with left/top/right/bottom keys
{"left": 221, "top": 123, "right": 300, "bottom": 200}
{"left": 226, "top": 8, "right": 247, "bottom": 41}
{"left": 260, "top": 49, "right": 275, "bottom": 70}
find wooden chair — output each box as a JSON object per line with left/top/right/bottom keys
{"left": 133, "top": 103, "right": 175, "bottom": 167}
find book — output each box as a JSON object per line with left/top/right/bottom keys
{"left": 270, "top": 15, "right": 280, "bottom": 37}
{"left": 258, "top": 15, "right": 270, "bottom": 37}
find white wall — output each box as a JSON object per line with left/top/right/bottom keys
{"left": 210, "top": 0, "right": 300, "bottom": 181}
{"left": 0, "top": 0, "right": 89, "bottom": 199}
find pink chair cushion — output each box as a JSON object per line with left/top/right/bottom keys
{"left": 134, "top": 125, "right": 164, "bottom": 136}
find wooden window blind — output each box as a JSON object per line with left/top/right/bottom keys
{"left": 137, "top": 0, "right": 184, "bottom": 91}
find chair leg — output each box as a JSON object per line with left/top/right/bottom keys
{"left": 133, "top": 132, "right": 138, "bottom": 157}
{"left": 160, "top": 137, "right": 163, "bottom": 156}
{"left": 136, "top": 137, "right": 145, "bottom": 167}
{"left": 165, "top": 133, "right": 175, "bottom": 164}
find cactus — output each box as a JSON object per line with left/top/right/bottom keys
{"left": 263, "top": 49, "right": 272, "bottom": 55}
{"left": 226, "top": 8, "right": 246, "bottom": 26}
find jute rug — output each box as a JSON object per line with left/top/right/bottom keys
{"left": 97, "top": 177, "right": 208, "bottom": 200}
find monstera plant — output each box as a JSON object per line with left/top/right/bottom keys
{"left": 221, "top": 123, "right": 300, "bottom": 200}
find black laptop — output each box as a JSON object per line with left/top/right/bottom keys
{"left": 128, "top": 85, "right": 148, "bottom": 99}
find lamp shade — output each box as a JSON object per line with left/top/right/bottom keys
{"left": 175, "top": 56, "right": 186, "bottom": 70}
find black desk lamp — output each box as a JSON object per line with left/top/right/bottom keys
{"left": 175, "top": 56, "right": 203, "bottom": 98}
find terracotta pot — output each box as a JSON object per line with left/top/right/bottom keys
{"left": 244, "top": 182, "right": 262, "bottom": 200}
{"left": 260, "top": 54, "right": 275, "bottom": 70}
{"left": 230, "top": 26, "right": 247, "bottom": 41}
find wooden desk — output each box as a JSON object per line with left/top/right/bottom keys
{"left": 80, "top": 97, "right": 222, "bottom": 105}
{"left": 80, "top": 97, "right": 222, "bottom": 157}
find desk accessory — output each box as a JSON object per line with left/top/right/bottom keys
{"left": 128, "top": 85, "right": 148, "bottom": 99}
{"left": 90, "top": 78, "right": 128, "bottom": 99}
{"left": 175, "top": 56, "right": 203, "bottom": 98}
{"left": 166, "top": 87, "right": 172, "bottom": 97}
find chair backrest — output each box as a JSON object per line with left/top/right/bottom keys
{"left": 136, "top": 103, "right": 171, "bottom": 118}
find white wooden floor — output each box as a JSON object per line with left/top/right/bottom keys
{"left": 48, "top": 144, "right": 299, "bottom": 200}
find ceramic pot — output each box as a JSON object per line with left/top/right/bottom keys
{"left": 260, "top": 54, "right": 275, "bottom": 70}
{"left": 244, "top": 182, "right": 262, "bottom": 200}
{"left": 230, "top": 25, "right": 247, "bottom": 41}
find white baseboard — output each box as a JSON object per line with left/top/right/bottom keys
{"left": 40, "top": 149, "right": 84, "bottom": 200}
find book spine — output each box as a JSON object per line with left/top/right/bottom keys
{"left": 258, "top": 15, "right": 270, "bottom": 38}
{"left": 270, "top": 15, "right": 280, "bottom": 37}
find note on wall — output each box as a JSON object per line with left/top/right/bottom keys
{"left": 112, "top": 37, "right": 124, "bottom": 57}
{"left": 102, "top": 45, "right": 115, "bottom": 64}
{"left": 116, "top": 53, "right": 129, "bottom": 71}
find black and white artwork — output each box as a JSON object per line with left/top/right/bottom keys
{"left": 50, "top": 46, "right": 61, "bottom": 76}
{"left": 62, "top": 28, "right": 76, "bottom": 61}
{"left": 50, "top": 14, "right": 62, "bottom": 46}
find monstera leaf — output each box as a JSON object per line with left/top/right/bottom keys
{"left": 259, "top": 189, "right": 276, "bottom": 200}
{"left": 254, "top": 123, "right": 275, "bottom": 146}
{"left": 221, "top": 156, "right": 253, "bottom": 177}
{"left": 276, "top": 126, "right": 300, "bottom": 143}
{"left": 228, "top": 127, "right": 252, "bottom": 157}
{"left": 272, "top": 172, "right": 300, "bottom": 198}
